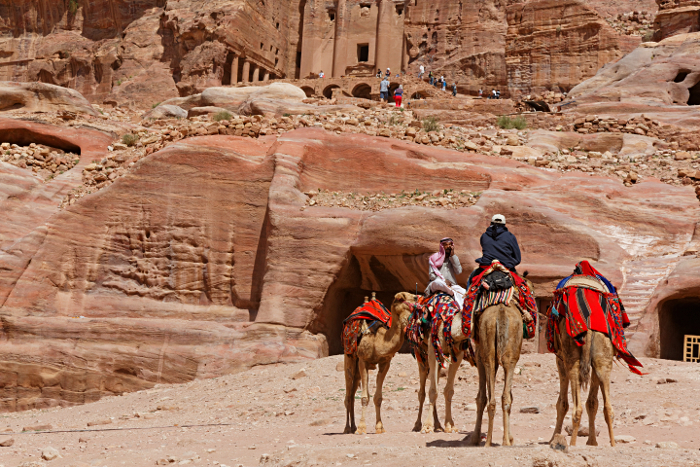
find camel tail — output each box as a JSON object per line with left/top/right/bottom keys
{"left": 580, "top": 331, "right": 592, "bottom": 390}
{"left": 496, "top": 305, "right": 508, "bottom": 367}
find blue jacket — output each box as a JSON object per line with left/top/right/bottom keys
{"left": 476, "top": 224, "right": 521, "bottom": 270}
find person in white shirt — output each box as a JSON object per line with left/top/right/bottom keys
{"left": 424, "top": 237, "right": 466, "bottom": 308}
{"left": 419, "top": 65, "right": 425, "bottom": 79}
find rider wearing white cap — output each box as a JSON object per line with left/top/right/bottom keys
{"left": 467, "top": 214, "right": 522, "bottom": 287}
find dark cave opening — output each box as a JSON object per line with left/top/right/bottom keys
{"left": 310, "top": 253, "right": 426, "bottom": 355}
{"left": 659, "top": 298, "right": 700, "bottom": 360}
{"left": 688, "top": 81, "right": 700, "bottom": 105}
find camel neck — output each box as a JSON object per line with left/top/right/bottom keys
{"left": 383, "top": 308, "right": 405, "bottom": 351}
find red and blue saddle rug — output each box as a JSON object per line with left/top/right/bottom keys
{"left": 342, "top": 299, "right": 392, "bottom": 355}
{"left": 546, "top": 277, "right": 643, "bottom": 375}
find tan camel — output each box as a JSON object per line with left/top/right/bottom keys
{"left": 412, "top": 309, "right": 467, "bottom": 434}
{"left": 550, "top": 324, "right": 617, "bottom": 447}
{"left": 343, "top": 291, "right": 416, "bottom": 435}
{"left": 469, "top": 301, "right": 525, "bottom": 447}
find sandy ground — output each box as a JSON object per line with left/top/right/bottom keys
{"left": 1, "top": 353, "right": 700, "bottom": 467}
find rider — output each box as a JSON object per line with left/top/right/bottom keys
{"left": 424, "top": 237, "right": 466, "bottom": 308}
{"left": 467, "top": 214, "right": 521, "bottom": 288}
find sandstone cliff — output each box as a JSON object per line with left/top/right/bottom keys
{"left": 0, "top": 117, "right": 697, "bottom": 410}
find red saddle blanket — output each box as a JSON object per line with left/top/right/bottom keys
{"left": 462, "top": 262, "right": 537, "bottom": 340}
{"left": 406, "top": 293, "right": 474, "bottom": 367}
{"left": 342, "top": 299, "right": 392, "bottom": 355}
{"left": 546, "top": 279, "right": 643, "bottom": 375}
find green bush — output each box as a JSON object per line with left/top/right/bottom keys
{"left": 497, "top": 115, "right": 527, "bottom": 130}
{"left": 68, "top": 0, "right": 79, "bottom": 14}
{"left": 122, "top": 133, "right": 138, "bottom": 147}
{"left": 422, "top": 116, "right": 439, "bottom": 132}
{"left": 213, "top": 111, "right": 233, "bottom": 122}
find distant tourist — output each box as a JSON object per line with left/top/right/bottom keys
{"left": 441, "top": 77, "right": 446, "bottom": 91}
{"left": 496, "top": 90, "right": 501, "bottom": 99}
{"left": 319, "top": 70, "right": 324, "bottom": 78}
{"left": 429, "top": 71, "right": 434, "bottom": 85}
{"left": 385, "top": 68, "right": 391, "bottom": 78}
{"left": 376, "top": 70, "right": 382, "bottom": 78}
{"left": 419, "top": 65, "right": 425, "bottom": 79}
{"left": 394, "top": 84, "right": 404, "bottom": 107}
{"left": 491, "top": 89, "right": 497, "bottom": 99}
{"left": 452, "top": 82, "right": 457, "bottom": 97}
{"left": 380, "top": 77, "right": 390, "bottom": 102}
{"left": 478, "top": 88, "right": 483, "bottom": 97}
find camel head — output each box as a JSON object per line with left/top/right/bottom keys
{"left": 391, "top": 292, "right": 418, "bottom": 330}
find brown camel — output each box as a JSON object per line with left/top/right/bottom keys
{"left": 343, "top": 292, "right": 416, "bottom": 435}
{"left": 550, "top": 325, "right": 617, "bottom": 447}
{"left": 469, "top": 301, "right": 525, "bottom": 447}
{"left": 412, "top": 308, "right": 467, "bottom": 434}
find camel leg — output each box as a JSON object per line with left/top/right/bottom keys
{"left": 469, "top": 354, "right": 487, "bottom": 446}
{"left": 568, "top": 358, "right": 583, "bottom": 447}
{"left": 550, "top": 357, "right": 569, "bottom": 442}
{"left": 501, "top": 358, "right": 516, "bottom": 446}
{"left": 484, "top": 357, "right": 497, "bottom": 447}
{"left": 356, "top": 359, "right": 370, "bottom": 435}
{"left": 595, "top": 345, "right": 616, "bottom": 447}
{"left": 374, "top": 360, "right": 390, "bottom": 434}
{"left": 412, "top": 358, "right": 429, "bottom": 432}
{"left": 443, "top": 351, "right": 464, "bottom": 433}
{"left": 343, "top": 354, "right": 359, "bottom": 434}
{"left": 585, "top": 371, "right": 600, "bottom": 446}
{"left": 422, "top": 341, "right": 441, "bottom": 433}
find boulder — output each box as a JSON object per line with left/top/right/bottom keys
{"left": 187, "top": 106, "right": 232, "bottom": 118}
{"left": 142, "top": 104, "right": 188, "bottom": 120}
{"left": 0, "top": 82, "right": 98, "bottom": 116}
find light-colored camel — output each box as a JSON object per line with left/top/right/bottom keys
{"left": 412, "top": 307, "right": 467, "bottom": 434}
{"left": 550, "top": 323, "right": 617, "bottom": 447}
{"left": 343, "top": 291, "right": 416, "bottom": 435}
{"left": 469, "top": 301, "right": 524, "bottom": 447}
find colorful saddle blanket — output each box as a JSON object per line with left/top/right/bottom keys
{"left": 406, "top": 293, "right": 475, "bottom": 368}
{"left": 546, "top": 277, "right": 643, "bottom": 375}
{"left": 462, "top": 262, "right": 538, "bottom": 341}
{"left": 342, "top": 299, "right": 392, "bottom": 355}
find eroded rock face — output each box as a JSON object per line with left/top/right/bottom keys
{"left": 505, "top": 0, "right": 635, "bottom": 96}
{"left": 653, "top": 0, "right": 700, "bottom": 40}
{"left": 0, "top": 82, "right": 98, "bottom": 115}
{"left": 567, "top": 32, "right": 700, "bottom": 119}
{"left": 0, "top": 125, "right": 697, "bottom": 410}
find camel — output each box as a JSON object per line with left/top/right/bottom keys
{"left": 469, "top": 298, "right": 528, "bottom": 447}
{"left": 343, "top": 291, "right": 416, "bottom": 435}
{"left": 411, "top": 303, "right": 467, "bottom": 434}
{"left": 550, "top": 325, "right": 617, "bottom": 447}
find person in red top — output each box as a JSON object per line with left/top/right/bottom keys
{"left": 394, "top": 85, "right": 403, "bottom": 107}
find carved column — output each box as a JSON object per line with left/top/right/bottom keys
{"left": 252, "top": 65, "right": 260, "bottom": 82}
{"left": 332, "top": 0, "right": 348, "bottom": 77}
{"left": 374, "top": 0, "right": 393, "bottom": 75}
{"left": 231, "top": 55, "right": 239, "bottom": 84}
{"left": 242, "top": 60, "right": 251, "bottom": 83}
{"left": 263, "top": 71, "right": 270, "bottom": 82}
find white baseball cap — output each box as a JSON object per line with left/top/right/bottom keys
{"left": 491, "top": 214, "right": 506, "bottom": 224}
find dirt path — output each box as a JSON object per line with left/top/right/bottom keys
{"left": 1, "top": 353, "right": 699, "bottom": 467}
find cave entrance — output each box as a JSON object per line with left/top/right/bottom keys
{"left": 222, "top": 52, "right": 234, "bottom": 85}
{"left": 295, "top": 0, "right": 307, "bottom": 78}
{"left": 688, "top": 81, "right": 700, "bottom": 105}
{"left": 659, "top": 298, "right": 700, "bottom": 360}
{"left": 352, "top": 83, "right": 372, "bottom": 99}
{"left": 310, "top": 252, "right": 427, "bottom": 355}
{"left": 323, "top": 84, "right": 340, "bottom": 99}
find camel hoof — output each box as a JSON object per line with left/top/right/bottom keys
{"left": 586, "top": 439, "right": 598, "bottom": 446}
{"left": 444, "top": 424, "right": 454, "bottom": 434}
{"left": 355, "top": 425, "right": 367, "bottom": 435}
{"left": 610, "top": 440, "right": 616, "bottom": 447}
{"left": 376, "top": 427, "right": 385, "bottom": 434}
{"left": 343, "top": 427, "right": 353, "bottom": 434}
{"left": 421, "top": 425, "right": 434, "bottom": 434}
{"left": 412, "top": 423, "right": 422, "bottom": 432}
